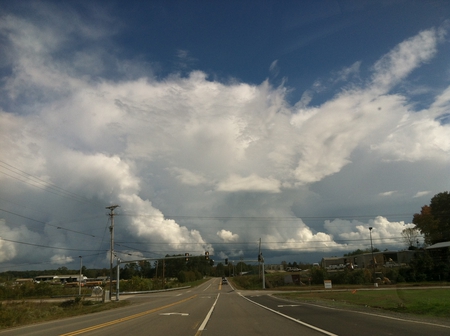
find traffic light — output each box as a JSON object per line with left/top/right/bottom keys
{"left": 205, "top": 251, "right": 209, "bottom": 260}
{"left": 185, "top": 253, "right": 189, "bottom": 261}
{"left": 225, "top": 258, "right": 228, "bottom": 265}
{"left": 209, "top": 259, "right": 214, "bottom": 266}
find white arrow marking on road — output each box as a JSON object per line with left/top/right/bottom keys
{"left": 278, "top": 305, "right": 300, "bottom": 307}
{"left": 159, "top": 313, "right": 189, "bottom": 316}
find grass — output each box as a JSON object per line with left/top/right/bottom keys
{"left": 0, "top": 278, "right": 208, "bottom": 330}
{"left": 0, "top": 298, "right": 130, "bottom": 329}
{"left": 275, "top": 288, "right": 450, "bottom": 317}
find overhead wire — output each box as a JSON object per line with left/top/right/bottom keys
{"left": 0, "top": 160, "right": 429, "bottom": 264}
{"left": 0, "top": 237, "right": 107, "bottom": 252}
{"left": 118, "top": 212, "right": 414, "bottom": 221}
{"left": 0, "top": 160, "right": 92, "bottom": 204}
{"left": 0, "top": 208, "right": 98, "bottom": 238}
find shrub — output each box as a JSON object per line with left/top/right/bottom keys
{"left": 177, "top": 271, "right": 187, "bottom": 283}
{"left": 119, "top": 277, "right": 152, "bottom": 291}
{"left": 310, "top": 267, "right": 326, "bottom": 284}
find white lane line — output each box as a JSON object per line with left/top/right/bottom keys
{"left": 159, "top": 312, "right": 189, "bottom": 316}
{"left": 197, "top": 293, "right": 220, "bottom": 333}
{"left": 293, "top": 300, "right": 450, "bottom": 329}
{"left": 203, "top": 284, "right": 212, "bottom": 291}
{"left": 239, "top": 293, "right": 337, "bottom": 336}
{"left": 278, "top": 305, "right": 300, "bottom": 307}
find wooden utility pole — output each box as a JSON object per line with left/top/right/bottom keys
{"left": 162, "top": 259, "right": 165, "bottom": 288}
{"left": 106, "top": 205, "right": 119, "bottom": 300}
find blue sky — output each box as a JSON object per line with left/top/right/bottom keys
{"left": 1, "top": 1, "right": 450, "bottom": 271}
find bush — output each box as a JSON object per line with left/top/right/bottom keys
{"left": 347, "top": 270, "right": 366, "bottom": 284}
{"left": 119, "top": 277, "right": 152, "bottom": 291}
{"left": 177, "top": 271, "right": 187, "bottom": 283}
{"left": 194, "top": 271, "right": 203, "bottom": 281}
{"left": 232, "top": 275, "right": 263, "bottom": 289}
{"left": 310, "top": 268, "right": 326, "bottom": 284}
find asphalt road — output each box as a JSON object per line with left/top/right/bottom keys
{"left": 1, "top": 278, "right": 449, "bottom": 336}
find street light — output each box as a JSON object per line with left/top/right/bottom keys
{"left": 369, "top": 227, "right": 375, "bottom": 284}
{"left": 78, "top": 256, "right": 82, "bottom": 296}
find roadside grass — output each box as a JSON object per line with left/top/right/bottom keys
{"left": 0, "top": 298, "right": 130, "bottom": 329}
{"left": 0, "top": 278, "right": 209, "bottom": 330}
{"left": 275, "top": 289, "right": 450, "bottom": 317}
{"left": 184, "top": 278, "right": 210, "bottom": 287}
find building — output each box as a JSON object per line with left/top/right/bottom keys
{"left": 321, "top": 250, "right": 418, "bottom": 270}
{"left": 34, "top": 274, "right": 85, "bottom": 284}
{"left": 426, "top": 241, "right": 450, "bottom": 263}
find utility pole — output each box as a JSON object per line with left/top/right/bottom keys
{"left": 106, "top": 205, "right": 119, "bottom": 300}
{"left": 258, "top": 238, "right": 265, "bottom": 289}
{"left": 78, "top": 256, "right": 82, "bottom": 296}
{"left": 369, "top": 227, "right": 375, "bottom": 285}
{"left": 116, "top": 257, "right": 120, "bottom": 301}
{"left": 258, "top": 238, "right": 261, "bottom": 279}
{"left": 162, "top": 259, "right": 165, "bottom": 288}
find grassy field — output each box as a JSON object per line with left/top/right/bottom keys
{"left": 275, "top": 288, "right": 450, "bottom": 318}
{"left": 0, "top": 297, "right": 130, "bottom": 329}
{"left": 0, "top": 278, "right": 209, "bottom": 330}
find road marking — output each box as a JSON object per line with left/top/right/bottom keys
{"left": 159, "top": 312, "right": 189, "bottom": 316}
{"left": 297, "top": 300, "right": 450, "bottom": 329}
{"left": 278, "top": 304, "right": 299, "bottom": 307}
{"left": 60, "top": 295, "right": 197, "bottom": 336}
{"left": 195, "top": 293, "right": 220, "bottom": 336}
{"left": 239, "top": 294, "right": 337, "bottom": 336}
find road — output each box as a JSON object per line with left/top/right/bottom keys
{"left": 1, "top": 278, "right": 449, "bottom": 336}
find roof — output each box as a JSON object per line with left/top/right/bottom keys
{"left": 321, "top": 257, "right": 345, "bottom": 261}
{"left": 426, "top": 241, "right": 450, "bottom": 249}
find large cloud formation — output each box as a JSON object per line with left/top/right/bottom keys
{"left": 0, "top": 6, "right": 449, "bottom": 269}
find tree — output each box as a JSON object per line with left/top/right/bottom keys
{"left": 56, "top": 266, "right": 69, "bottom": 274}
{"left": 121, "top": 263, "right": 140, "bottom": 279}
{"left": 215, "top": 263, "right": 225, "bottom": 277}
{"left": 344, "top": 248, "right": 379, "bottom": 256}
{"left": 139, "top": 260, "right": 152, "bottom": 278}
{"left": 401, "top": 227, "right": 421, "bottom": 249}
{"left": 413, "top": 192, "right": 450, "bottom": 245}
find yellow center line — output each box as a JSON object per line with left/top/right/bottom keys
{"left": 60, "top": 295, "right": 197, "bottom": 336}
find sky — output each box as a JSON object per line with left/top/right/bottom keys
{"left": 1, "top": 0, "right": 450, "bottom": 271}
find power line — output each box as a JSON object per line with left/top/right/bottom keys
{"left": 115, "top": 236, "right": 406, "bottom": 245}
{"left": 0, "top": 237, "right": 108, "bottom": 252}
{"left": 0, "top": 160, "right": 104, "bottom": 206}
{"left": 118, "top": 212, "right": 414, "bottom": 221}
{"left": 0, "top": 208, "right": 97, "bottom": 238}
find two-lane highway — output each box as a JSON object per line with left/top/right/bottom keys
{"left": 0, "top": 279, "right": 221, "bottom": 336}
{"left": 1, "top": 279, "right": 449, "bottom": 336}
{"left": 199, "top": 284, "right": 326, "bottom": 336}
